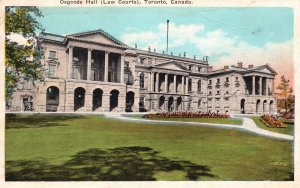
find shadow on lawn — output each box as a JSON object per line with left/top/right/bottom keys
{"left": 6, "top": 146, "right": 215, "bottom": 181}
{"left": 5, "top": 114, "right": 86, "bottom": 129}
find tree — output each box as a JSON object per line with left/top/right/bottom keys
{"left": 276, "top": 75, "right": 293, "bottom": 114}
{"left": 5, "top": 6, "right": 44, "bottom": 100}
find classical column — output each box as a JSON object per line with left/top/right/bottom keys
{"left": 272, "top": 79, "right": 275, "bottom": 96}
{"left": 181, "top": 75, "right": 184, "bottom": 94}
{"left": 151, "top": 72, "right": 155, "bottom": 92}
{"left": 120, "top": 54, "right": 125, "bottom": 83}
{"left": 265, "top": 78, "right": 269, "bottom": 96}
{"left": 68, "top": 46, "right": 73, "bottom": 79}
{"left": 185, "top": 77, "right": 189, "bottom": 94}
{"left": 104, "top": 52, "right": 109, "bottom": 82}
{"left": 174, "top": 99, "right": 177, "bottom": 112}
{"left": 252, "top": 76, "right": 256, "bottom": 95}
{"left": 87, "top": 48, "right": 92, "bottom": 80}
{"left": 259, "top": 76, "right": 262, "bottom": 96}
{"left": 148, "top": 72, "right": 152, "bottom": 91}
{"left": 165, "top": 74, "right": 168, "bottom": 93}
{"left": 155, "top": 73, "right": 159, "bottom": 92}
{"left": 173, "top": 75, "right": 177, "bottom": 93}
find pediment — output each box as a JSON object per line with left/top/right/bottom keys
{"left": 253, "top": 65, "right": 277, "bottom": 74}
{"left": 77, "top": 33, "right": 119, "bottom": 45}
{"left": 154, "top": 61, "right": 187, "bottom": 71}
{"left": 257, "top": 68, "right": 273, "bottom": 74}
{"left": 69, "top": 30, "right": 125, "bottom": 46}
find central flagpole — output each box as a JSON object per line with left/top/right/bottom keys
{"left": 167, "top": 20, "right": 169, "bottom": 54}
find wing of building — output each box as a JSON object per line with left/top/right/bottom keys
{"left": 7, "top": 29, "right": 277, "bottom": 114}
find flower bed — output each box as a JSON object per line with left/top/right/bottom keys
{"left": 260, "top": 114, "right": 287, "bottom": 128}
{"left": 143, "top": 111, "right": 229, "bottom": 119}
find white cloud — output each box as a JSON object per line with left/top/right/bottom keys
{"left": 194, "top": 29, "right": 239, "bottom": 56}
{"left": 121, "top": 22, "right": 205, "bottom": 51}
{"left": 7, "top": 33, "right": 30, "bottom": 45}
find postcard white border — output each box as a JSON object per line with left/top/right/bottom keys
{"left": 0, "top": 0, "right": 299, "bottom": 188}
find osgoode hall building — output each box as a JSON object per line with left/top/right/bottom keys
{"left": 8, "top": 29, "right": 278, "bottom": 114}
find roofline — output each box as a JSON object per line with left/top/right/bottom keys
{"left": 134, "top": 48, "right": 208, "bottom": 65}
{"left": 40, "top": 32, "right": 65, "bottom": 38}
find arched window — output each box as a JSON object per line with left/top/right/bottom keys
{"left": 74, "top": 87, "right": 85, "bottom": 111}
{"left": 126, "top": 91, "right": 135, "bottom": 112}
{"left": 46, "top": 86, "right": 59, "bottom": 112}
{"left": 110, "top": 90, "right": 119, "bottom": 111}
{"left": 92, "top": 88, "right": 103, "bottom": 111}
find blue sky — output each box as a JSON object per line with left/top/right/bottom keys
{"left": 37, "top": 7, "right": 293, "bottom": 76}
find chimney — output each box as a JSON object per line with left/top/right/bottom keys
{"left": 224, "top": 65, "right": 229, "bottom": 70}
{"left": 135, "top": 44, "right": 137, "bottom": 48}
{"left": 237, "top": 62, "right": 243, "bottom": 68}
{"left": 183, "top": 52, "right": 186, "bottom": 57}
{"left": 248, "top": 64, "right": 253, "bottom": 68}
{"left": 148, "top": 46, "right": 151, "bottom": 51}
{"left": 207, "top": 66, "right": 213, "bottom": 72}
{"left": 194, "top": 55, "right": 196, "bottom": 60}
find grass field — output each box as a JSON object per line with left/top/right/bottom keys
{"left": 251, "top": 116, "right": 294, "bottom": 135}
{"left": 5, "top": 114, "right": 293, "bottom": 181}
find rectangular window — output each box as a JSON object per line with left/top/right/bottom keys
{"left": 217, "top": 90, "right": 220, "bottom": 95}
{"left": 209, "top": 80, "right": 212, "bottom": 84}
{"left": 226, "top": 77, "right": 229, "bottom": 82}
{"left": 236, "top": 77, "right": 239, "bottom": 81}
{"left": 198, "top": 100, "right": 202, "bottom": 107}
{"left": 49, "top": 51, "right": 57, "bottom": 59}
{"left": 217, "top": 78, "right": 220, "bottom": 83}
{"left": 48, "top": 64, "right": 56, "bottom": 77}
{"left": 139, "top": 97, "right": 145, "bottom": 106}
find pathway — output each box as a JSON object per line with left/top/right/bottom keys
{"left": 105, "top": 114, "right": 294, "bottom": 141}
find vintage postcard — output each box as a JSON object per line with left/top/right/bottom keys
{"left": 0, "top": 0, "right": 299, "bottom": 188}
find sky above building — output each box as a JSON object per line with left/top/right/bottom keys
{"left": 37, "top": 7, "right": 294, "bottom": 89}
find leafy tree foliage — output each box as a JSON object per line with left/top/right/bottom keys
{"left": 276, "top": 75, "right": 293, "bottom": 113}
{"left": 5, "top": 7, "right": 44, "bottom": 100}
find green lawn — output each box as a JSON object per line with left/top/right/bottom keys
{"left": 251, "top": 116, "right": 294, "bottom": 135}
{"left": 5, "top": 114, "right": 293, "bottom": 181}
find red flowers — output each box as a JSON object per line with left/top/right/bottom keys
{"left": 260, "top": 114, "right": 287, "bottom": 128}
{"left": 143, "top": 111, "right": 229, "bottom": 119}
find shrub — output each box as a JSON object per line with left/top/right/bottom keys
{"left": 260, "top": 114, "right": 287, "bottom": 128}
{"left": 143, "top": 111, "right": 229, "bottom": 119}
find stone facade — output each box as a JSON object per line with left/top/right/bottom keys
{"left": 7, "top": 30, "right": 277, "bottom": 114}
